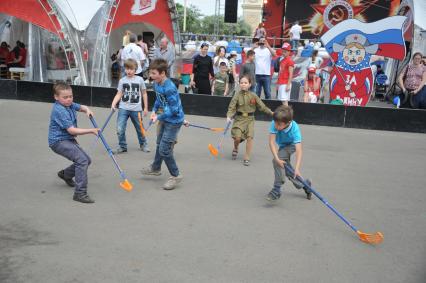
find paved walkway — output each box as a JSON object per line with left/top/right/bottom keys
{"left": 0, "top": 100, "right": 424, "bottom": 282}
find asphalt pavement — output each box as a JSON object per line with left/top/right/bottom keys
{"left": 0, "top": 100, "right": 425, "bottom": 283}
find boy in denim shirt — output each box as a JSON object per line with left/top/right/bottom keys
{"left": 266, "top": 105, "right": 312, "bottom": 201}
{"left": 111, "top": 58, "right": 150, "bottom": 154}
{"left": 141, "top": 58, "right": 184, "bottom": 190}
{"left": 48, "top": 82, "right": 99, "bottom": 203}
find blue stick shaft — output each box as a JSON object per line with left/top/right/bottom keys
{"left": 88, "top": 110, "right": 115, "bottom": 152}
{"left": 100, "top": 109, "right": 115, "bottom": 133}
{"left": 284, "top": 164, "right": 358, "bottom": 233}
{"left": 189, "top": 123, "right": 211, "bottom": 130}
{"left": 89, "top": 116, "right": 127, "bottom": 180}
{"left": 108, "top": 151, "right": 126, "bottom": 179}
{"left": 217, "top": 120, "right": 232, "bottom": 149}
{"left": 145, "top": 120, "right": 154, "bottom": 131}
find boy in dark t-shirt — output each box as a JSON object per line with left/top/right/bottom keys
{"left": 240, "top": 50, "right": 256, "bottom": 92}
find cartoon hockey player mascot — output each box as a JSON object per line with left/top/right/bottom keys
{"left": 329, "top": 34, "right": 378, "bottom": 106}
{"left": 321, "top": 16, "right": 407, "bottom": 106}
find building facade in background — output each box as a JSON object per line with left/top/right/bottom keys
{"left": 242, "top": 0, "right": 263, "bottom": 34}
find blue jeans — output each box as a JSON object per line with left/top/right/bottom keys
{"left": 256, "top": 74, "right": 271, "bottom": 99}
{"left": 249, "top": 85, "right": 256, "bottom": 92}
{"left": 152, "top": 121, "right": 182, "bottom": 177}
{"left": 117, "top": 109, "right": 147, "bottom": 150}
{"left": 290, "top": 39, "right": 299, "bottom": 50}
{"left": 411, "top": 85, "right": 426, "bottom": 109}
{"left": 51, "top": 139, "right": 91, "bottom": 195}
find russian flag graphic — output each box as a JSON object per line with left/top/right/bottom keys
{"left": 321, "top": 16, "right": 407, "bottom": 61}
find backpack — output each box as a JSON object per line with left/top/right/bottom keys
{"left": 274, "top": 56, "right": 282, "bottom": 73}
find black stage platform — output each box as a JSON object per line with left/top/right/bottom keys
{"left": 1, "top": 79, "right": 425, "bottom": 133}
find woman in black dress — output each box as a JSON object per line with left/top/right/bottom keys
{"left": 190, "top": 43, "right": 214, "bottom": 95}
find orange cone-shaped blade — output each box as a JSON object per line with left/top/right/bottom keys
{"left": 357, "top": 231, "right": 383, "bottom": 244}
{"left": 208, "top": 144, "right": 218, "bottom": 156}
{"left": 120, "top": 179, "right": 133, "bottom": 192}
{"left": 138, "top": 113, "right": 146, "bottom": 137}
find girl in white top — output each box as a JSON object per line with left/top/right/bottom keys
{"left": 213, "top": 46, "right": 229, "bottom": 74}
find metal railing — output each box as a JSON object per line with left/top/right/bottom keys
{"left": 179, "top": 33, "right": 320, "bottom": 50}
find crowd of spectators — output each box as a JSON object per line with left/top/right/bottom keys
{"left": 110, "top": 30, "right": 175, "bottom": 81}
{"left": 0, "top": 23, "right": 413, "bottom": 109}
{"left": 181, "top": 31, "right": 328, "bottom": 102}
{"left": 179, "top": 28, "right": 426, "bottom": 110}
{"left": 0, "top": 37, "right": 80, "bottom": 80}
{"left": 0, "top": 40, "right": 27, "bottom": 78}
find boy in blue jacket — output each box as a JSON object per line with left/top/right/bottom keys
{"left": 141, "top": 58, "right": 185, "bottom": 190}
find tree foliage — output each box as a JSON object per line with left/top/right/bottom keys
{"left": 176, "top": 3, "right": 252, "bottom": 36}
{"left": 176, "top": 3, "right": 203, "bottom": 33}
{"left": 201, "top": 15, "right": 252, "bottom": 36}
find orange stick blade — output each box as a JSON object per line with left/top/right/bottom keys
{"left": 357, "top": 231, "right": 384, "bottom": 244}
{"left": 208, "top": 144, "right": 218, "bottom": 156}
{"left": 138, "top": 112, "right": 146, "bottom": 137}
{"left": 120, "top": 179, "right": 133, "bottom": 192}
{"left": 210, "top": 128, "right": 225, "bottom": 132}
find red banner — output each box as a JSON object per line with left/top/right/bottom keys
{"left": 283, "top": 0, "right": 401, "bottom": 39}
{"left": 263, "top": 0, "right": 285, "bottom": 44}
{"left": 0, "top": 0, "right": 61, "bottom": 36}
{"left": 109, "top": 0, "right": 175, "bottom": 43}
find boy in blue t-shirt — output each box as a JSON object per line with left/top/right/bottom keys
{"left": 266, "top": 105, "right": 312, "bottom": 201}
{"left": 141, "top": 58, "right": 185, "bottom": 190}
{"left": 48, "top": 82, "right": 99, "bottom": 203}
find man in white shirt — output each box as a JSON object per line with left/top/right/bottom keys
{"left": 253, "top": 37, "right": 276, "bottom": 99}
{"left": 289, "top": 21, "right": 303, "bottom": 50}
{"left": 121, "top": 34, "right": 146, "bottom": 77}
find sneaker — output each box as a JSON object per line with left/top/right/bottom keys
{"left": 73, "top": 193, "right": 95, "bottom": 204}
{"left": 115, "top": 148, "right": 127, "bottom": 154}
{"left": 232, "top": 150, "right": 238, "bottom": 160}
{"left": 141, "top": 166, "right": 162, "bottom": 176}
{"left": 162, "top": 175, "right": 183, "bottom": 190}
{"left": 243, "top": 159, "right": 250, "bottom": 166}
{"left": 304, "top": 179, "right": 312, "bottom": 200}
{"left": 266, "top": 190, "right": 281, "bottom": 201}
{"left": 57, "top": 170, "right": 75, "bottom": 187}
{"left": 140, "top": 144, "right": 151, "bottom": 153}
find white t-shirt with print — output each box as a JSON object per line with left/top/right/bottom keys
{"left": 117, "top": 75, "right": 146, "bottom": 111}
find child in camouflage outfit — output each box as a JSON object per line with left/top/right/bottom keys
{"left": 226, "top": 75, "right": 273, "bottom": 166}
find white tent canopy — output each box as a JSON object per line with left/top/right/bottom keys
{"left": 53, "top": 0, "right": 105, "bottom": 31}
{"left": 413, "top": 0, "right": 426, "bottom": 30}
